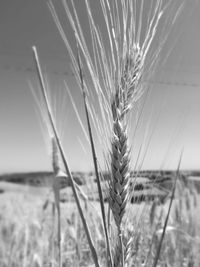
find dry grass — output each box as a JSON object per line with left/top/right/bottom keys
{"left": 0, "top": 178, "right": 200, "bottom": 266}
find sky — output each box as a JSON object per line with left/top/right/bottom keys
{"left": 0, "top": 0, "right": 200, "bottom": 174}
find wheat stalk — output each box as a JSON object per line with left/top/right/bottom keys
{"left": 152, "top": 151, "right": 183, "bottom": 267}
{"left": 76, "top": 40, "right": 113, "bottom": 267}
{"left": 51, "top": 137, "right": 61, "bottom": 267}
{"left": 45, "top": 1, "right": 187, "bottom": 266}
{"left": 32, "top": 46, "right": 100, "bottom": 267}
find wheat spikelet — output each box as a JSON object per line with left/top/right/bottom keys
{"left": 52, "top": 136, "right": 60, "bottom": 176}
{"left": 185, "top": 188, "right": 191, "bottom": 212}
{"left": 149, "top": 200, "right": 158, "bottom": 227}
{"left": 112, "top": 44, "right": 143, "bottom": 121}
{"left": 109, "top": 45, "right": 143, "bottom": 266}
{"left": 110, "top": 119, "right": 129, "bottom": 226}
{"left": 124, "top": 234, "right": 135, "bottom": 267}
{"left": 110, "top": 45, "right": 143, "bottom": 223}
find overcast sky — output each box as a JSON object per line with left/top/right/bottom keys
{"left": 0, "top": 0, "right": 200, "bottom": 174}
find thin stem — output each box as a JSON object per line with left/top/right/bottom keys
{"left": 119, "top": 228, "right": 124, "bottom": 267}
{"left": 76, "top": 40, "right": 113, "bottom": 267}
{"left": 32, "top": 46, "right": 100, "bottom": 267}
{"left": 152, "top": 150, "right": 183, "bottom": 267}
{"left": 53, "top": 178, "right": 61, "bottom": 267}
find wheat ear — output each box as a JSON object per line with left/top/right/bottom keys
{"left": 109, "top": 46, "right": 143, "bottom": 267}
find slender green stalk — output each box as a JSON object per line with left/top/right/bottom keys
{"left": 76, "top": 40, "right": 113, "bottom": 267}
{"left": 152, "top": 150, "right": 183, "bottom": 267}
{"left": 51, "top": 137, "right": 61, "bottom": 267}
{"left": 32, "top": 46, "right": 100, "bottom": 267}
{"left": 119, "top": 228, "right": 124, "bottom": 267}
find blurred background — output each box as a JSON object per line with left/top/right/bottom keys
{"left": 0, "top": 0, "right": 200, "bottom": 173}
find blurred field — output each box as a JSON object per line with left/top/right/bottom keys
{"left": 0, "top": 171, "right": 200, "bottom": 266}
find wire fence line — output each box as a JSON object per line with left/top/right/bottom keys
{"left": 0, "top": 63, "right": 199, "bottom": 88}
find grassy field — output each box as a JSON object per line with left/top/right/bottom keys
{"left": 0, "top": 173, "right": 200, "bottom": 266}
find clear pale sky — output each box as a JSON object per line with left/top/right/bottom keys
{"left": 0, "top": 0, "right": 200, "bottom": 174}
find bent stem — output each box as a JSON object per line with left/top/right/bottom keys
{"left": 76, "top": 40, "right": 113, "bottom": 267}
{"left": 32, "top": 46, "right": 100, "bottom": 267}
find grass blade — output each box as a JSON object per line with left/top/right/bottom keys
{"left": 32, "top": 46, "right": 100, "bottom": 267}
{"left": 76, "top": 40, "right": 113, "bottom": 267}
{"left": 152, "top": 150, "right": 184, "bottom": 267}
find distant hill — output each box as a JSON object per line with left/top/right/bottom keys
{"left": 0, "top": 170, "right": 200, "bottom": 203}
{"left": 0, "top": 171, "right": 86, "bottom": 188}
{"left": 1, "top": 169, "right": 199, "bottom": 186}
